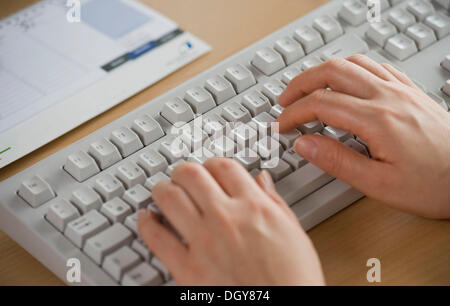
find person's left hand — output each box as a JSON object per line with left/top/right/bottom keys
{"left": 138, "top": 158, "right": 325, "bottom": 285}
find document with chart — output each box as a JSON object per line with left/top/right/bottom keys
{"left": 0, "top": 0, "right": 211, "bottom": 168}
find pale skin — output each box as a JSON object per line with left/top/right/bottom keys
{"left": 138, "top": 55, "right": 450, "bottom": 285}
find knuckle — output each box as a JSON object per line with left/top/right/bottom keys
{"left": 324, "top": 141, "right": 345, "bottom": 176}
{"left": 174, "top": 162, "right": 203, "bottom": 180}
{"left": 207, "top": 157, "right": 239, "bottom": 172}
{"left": 347, "top": 53, "right": 367, "bottom": 63}
{"left": 325, "top": 57, "right": 348, "bottom": 71}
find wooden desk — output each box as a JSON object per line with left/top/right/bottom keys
{"left": 1, "top": 0, "right": 449, "bottom": 286}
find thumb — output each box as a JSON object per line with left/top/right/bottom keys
{"left": 294, "top": 134, "right": 384, "bottom": 194}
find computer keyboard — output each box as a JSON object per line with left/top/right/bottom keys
{"left": 1, "top": 0, "right": 449, "bottom": 286}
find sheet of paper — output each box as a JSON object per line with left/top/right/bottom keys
{"left": 0, "top": 0, "right": 205, "bottom": 133}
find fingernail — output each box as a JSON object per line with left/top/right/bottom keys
{"left": 138, "top": 209, "right": 151, "bottom": 221}
{"left": 295, "top": 137, "right": 318, "bottom": 160}
{"left": 260, "top": 170, "right": 275, "bottom": 190}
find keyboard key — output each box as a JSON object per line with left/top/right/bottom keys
{"left": 208, "top": 136, "right": 236, "bottom": 157}
{"left": 71, "top": 186, "right": 102, "bottom": 213}
{"left": 224, "top": 64, "right": 256, "bottom": 93}
{"left": 100, "top": 197, "right": 132, "bottom": 223}
{"left": 88, "top": 138, "right": 122, "bottom": 170}
{"left": 234, "top": 148, "right": 261, "bottom": 171}
{"left": 339, "top": 0, "right": 368, "bottom": 26}
{"left": 293, "top": 25, "right": 324, "bottom": 54}
{"left": 111, "top": 127, "right": 143, "bottom": 158}
{"left": 84, "top": 223, "right": 133, "bottom": 265}
{"left": 405, "top": 23, "right": 436, "bottom": 50}
{"left": 424, "top": 13, "right": 450, "bottom": 39}
{"left": 242, "top": 90, "right": 272, "bottom": 116}
{"left": 132, "top": 240, "right": 152, "bottom": 262}
{"left": 281, "top": 67, "right": 301, "bottom": 85}
{"left": 202, "top": 113, "right": 227, "bottom": 137}
{"left": 406, "top": 0, "right": 435, "bottom": 21}
{"left": 366, "top": 20, "right": 398, "bottom": 46}
{"left": 252, "top": 47, "right": 285, "bottom": 75}
{"left": 282, "top": 148, "right": 308, "bottom": 170}
{"left": 144, "top": 172, "right": 170, "bottom": 190}
{"left": 46, "top": 199, "right": 80, "bottom": 232}
{"left": 320, "top": 34, "right": 369, "bottom": 61}
{"left": 322, "top": 126, "right": 353, "bottom": 142}
{"left": 275, "top": 163, "right": 334, "bottom": 206}
{"left": 151, "top": 257, "right": 171, "bottom": 281}
{"left": 275, "top": 129, "right": 302, "bottom": 149}
{"left": 204, "top": 75, "right": 236, "bottom": 104}
{"left": 161, "top": 97, "right": 195, "bottom": 127}
{"left": 388, "top": 8, "right": 416, "bottom": 32}
{"left": 229, "top": 123, "right": 258, "bottom": 149}
{"left": 94, "top": 174, "right": 125, "bottom": 201}
{"left": 131, "top": 115, "right": 165, "bottom": 146}
{"left": 137, "top": 149, "right": 168, "bottom": 176}
{"left": 188, "top": 146, "right": 216, "bottom": 164}
{"left": 180, "top": 125, "right": 209, "bottom": 151}
{"left": 116, "top": 162, "right": 146, "bottom": 189}
{"left": 253, "top": 136, "right": 283, "bottom": 160}
{"left": 270, "top": 104, "right": 284, "bottom": 118}
{"left": 298, "top": 121, "right": 324, "bottom": 134}
{"left": 313, "top": 15, "right": 344, "bottom": 43}
{"left": 184, "top": 87, "right": 216, "bottom": 114}
{"left": 18, "top": 175, "right": 56, "bottom": 208}
{"left": 222, "top": 102, "right": 252, "bottom": 123}
{"left": 344, "top": 138, "right": 370, "bottom": 156}
{"left": 103, "top": 246, "right": 141, "bottom": 281}
{"left": 64, "top": 151, "right": 100, "bottom": 182}
{"left": 274, "top": 37, "right": 305, "bottom": 65}
{"left": 124, "top": 212, "right": 140, "bottom": 236}
{"left": 385, "top": 33, "right": 418, "bottom": 60}
{"left": 262, "top": 159, "right": 293, "bottom": 182}
{"left": 123, "top": 184, "right": 152, "bottom": 211}
{"left": 159, "top": 137, "right": 190, "bottom": 163}
{"left": 250, "top": 112, "right": 276, "bottom": 138}
{"left": 443, "top": 79, "right": 450, "bottom": 97}
{"left": 261, "top": 79, "right": 286, "bottom": 104}
{"left": 442, "top": 55, "right": 450, "bottom": 72}
{"left": 121, "top": 262, "right": 163, "bottom": 286}
{"left": 300, "top": 56, "right": 322, "bottom": 71}
{"left": 64, "top": 210, "right": 110, "bottom": 248}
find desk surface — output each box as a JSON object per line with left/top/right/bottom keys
{"left": 1, "top": 0, "right": 449, "bottom": 286}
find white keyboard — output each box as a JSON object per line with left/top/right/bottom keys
{"left": 1, "top": 0, "right": 449, "bottom": 286}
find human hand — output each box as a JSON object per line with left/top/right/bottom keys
{"left": 138, "top": 158, "right": 325, "bottom": 285}
{"left": 278, "top": 54, "right": 450, "bottom": 219}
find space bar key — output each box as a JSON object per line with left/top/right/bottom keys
{"left": 275, "top": 163, "right": 334, "bottom": 206}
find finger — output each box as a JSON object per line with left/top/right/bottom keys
{"left": 256, "top": 171, "right": 286, "bottom": 206}
{"left": 278, "top": 58, "right": 379, "bottom": 107}
{"left": 171, "top": 162, "right": 230, "bottom": 214}
{"left": 152, "top": 180, "right": 201, "bottom": 242}
{"left": 346, "top": 54, "right": 398, "bottom": 82}
{"left": 277, "top": 89, "right": 370, "bottom": 138}
{"left": 138, "top": 210, "right": 188, "bottom": 275}
{"left": 203, "top": 158, "right": 268, "bottom": 198}
{"left": 381, "top": 63, "right": 418, "bottom": 88}
{"left": 293, "top": 134, "right": 388, "bottom": 196}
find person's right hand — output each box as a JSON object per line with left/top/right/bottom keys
{"left": 278, "top": 54, "right": 450, "bottom": 219}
